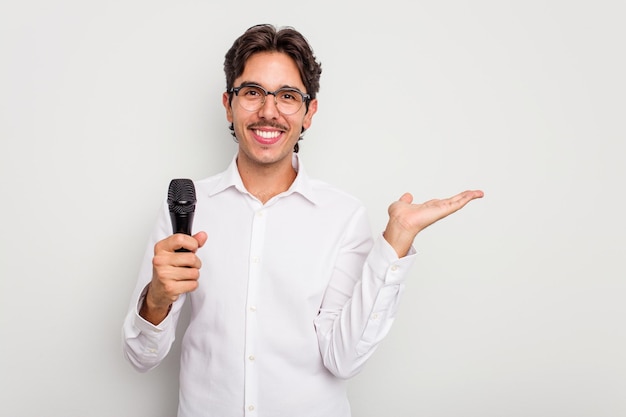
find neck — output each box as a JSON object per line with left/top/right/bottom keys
{"left": 237, "top": 155, "right": 297, "bottom": 204}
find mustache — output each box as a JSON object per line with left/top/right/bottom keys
{"left": 248, "top": 121, "right": 288, "bottom": 131}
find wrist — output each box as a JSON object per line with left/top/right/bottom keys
{"left": 139, "top": 285, "right": 172, "bottom": 325}
{"left": 383, "top": 226, "right": 414, "bottom": 258}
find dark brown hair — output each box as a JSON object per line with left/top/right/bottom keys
{"left": 224, "top": 24, "right": 322, "bottom": 103}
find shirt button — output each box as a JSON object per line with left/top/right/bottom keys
{"left": 391, "top": 265, "right": 399, "bottom": 272}
{"left": 249, "top": 306, "right": 257, "bottom": 312}
{"left": 249, "top": 355, "right": 255, "bottom": 361}
{"left": 248, "top": 405, "right": 255, "bottom": 411}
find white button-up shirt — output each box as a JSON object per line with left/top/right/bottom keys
{"left": 123, "top": 154, "right": 416, "bottom": 417}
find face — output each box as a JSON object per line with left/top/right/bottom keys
{"left": 223, "top": 51, "right": 318, "bottom": 171}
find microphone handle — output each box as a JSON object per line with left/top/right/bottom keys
{"left": 170, "top": 212, "right": 195, "bottom": 252}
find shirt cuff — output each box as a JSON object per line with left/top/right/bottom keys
{"left": 367, "top": 234, "right": 417, "bottom": 285}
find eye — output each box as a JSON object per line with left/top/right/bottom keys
{"left": 242, "top": 87, "right": 263, "bottom": 97}
{"left": 277, "top": 90, "right": 301, "bottom": 102}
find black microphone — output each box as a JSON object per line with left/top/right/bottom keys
{"left": 167, "top": 178, "right": 196, "bottom": 252}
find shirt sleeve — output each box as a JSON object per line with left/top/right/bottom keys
{"left": 121, "top": 284, "right": 187, "bottom": 372}
{"left": 314, "top": 207, "right": 417, "bottom": 379}
{"left": 121, "top": 202, "right": 185, "bottom": 372}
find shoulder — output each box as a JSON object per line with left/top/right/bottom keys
{"left": 308, "top": 177, "right": 365, "bottom": 212}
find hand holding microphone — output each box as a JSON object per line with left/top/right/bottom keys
{"left": 139, "top": 179, "right": 207, "bottom": 325}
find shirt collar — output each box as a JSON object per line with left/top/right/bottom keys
{"left": 208, "top": 153, "right": 319, "bottom": 205}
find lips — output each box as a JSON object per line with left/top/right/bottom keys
{"left": 252, "top": 129, "right": 282, "bottom": 145}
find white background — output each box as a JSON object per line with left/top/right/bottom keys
{"left": 1, "top": 1, "right": 625, "bottom": 416}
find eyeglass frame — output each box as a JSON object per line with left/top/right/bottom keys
{"left": 227, "top": 83, "right": 312, "bottom": 115}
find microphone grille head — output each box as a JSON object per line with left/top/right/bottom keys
{"left": 167, "top": 178, "right": 196, "bottom": 214}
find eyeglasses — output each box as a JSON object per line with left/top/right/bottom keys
{"left": 228, "top": 84, "right": 311, "bottom": 115}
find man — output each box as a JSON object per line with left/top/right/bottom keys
{"left": 123, "top": 23, "right": 483, "bottom": 417}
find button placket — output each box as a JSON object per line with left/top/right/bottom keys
{"left": 244, "top": 207, "right": 267, "bottom": 416}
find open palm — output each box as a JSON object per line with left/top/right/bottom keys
{"left": 384, "top": 190, "right": 484, "bottom": 257}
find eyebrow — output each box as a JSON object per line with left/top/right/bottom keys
{"left": 237, "top": 81, "right": 305, "bottom": 92}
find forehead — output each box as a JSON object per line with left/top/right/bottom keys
{"left": 237, "top": 51, "right": 305, "bottom": 90}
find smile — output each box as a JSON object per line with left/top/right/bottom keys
{"left": 254, "top": 129, "right": 281, "bottom": 139}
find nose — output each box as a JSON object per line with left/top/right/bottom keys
{"left": 258, "top": 92, "right": 280, "bottom": 119}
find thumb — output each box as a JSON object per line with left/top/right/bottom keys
{"left": 399, "top": 192, "right": 413, "bottom": 204}
{"left": 193, "top": 231, "right": 208, "bottom": 248}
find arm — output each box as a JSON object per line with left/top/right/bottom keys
{"left": 122, "top": 222, "right": 207, "bottom": 372}
{"left": 315, "top": 189, "right": 484, "bottom": 378}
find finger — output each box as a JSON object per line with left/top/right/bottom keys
{"left": 472, "top": 189, "right": 485, "bottom": 199}
{"left": 171, "top": 264, "right": 201, "bottom": 282}
{"left": 422, "top": 198, "right": 441, "bottom": 206}
{"left": 154, "top": 263, "right": 201, "bottom": 283}
{"left": 399, "top": 192, "right": 413, "bottom": 204}
{"left": 174, "top": 279, "right": 200, "bottom": 294}
{"left": 155, "top": 233, "right": 201, "bottom": 254}
{"left": 152, "top": 274, "right": 199, "bottom": 304}
{"left": 462, "top": 189, "right": 484, "bottom": 199}
{"left": 173, "top": 252, "right": 203, "bottom": 269}
{"left": 172, "top": 233, "right": 200, "bottom": 252}
{"left": 194, "top": 231, "right": 208, "bottom": 248}
{"left": 153, "top": 250, "right": 202, "bottom": 271}
{"left": 447, "top": 190, "right": 484, "bottom": 205}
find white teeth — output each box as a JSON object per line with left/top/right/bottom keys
{"left": 255, "top": 130, "right": 280, "bottom": 139}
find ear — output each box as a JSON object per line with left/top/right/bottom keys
{"left": 302, "top": 98, "right": 318, "bottom": 130}
{"left": 223, "top": 92, "right": 233, "bottom": 122}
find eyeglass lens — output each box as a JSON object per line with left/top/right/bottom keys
{"left": 236, "top": 86, "right": 305, "bottom": 115}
